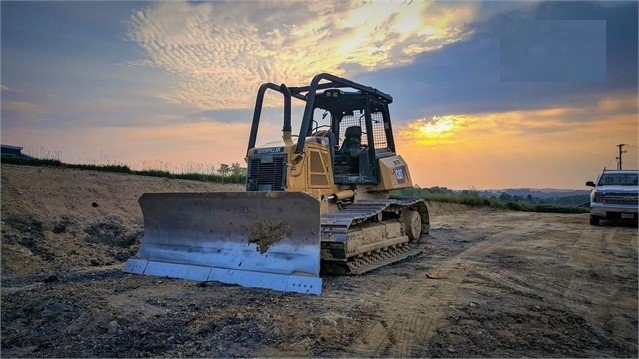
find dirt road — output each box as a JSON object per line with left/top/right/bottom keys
{"left": 1, "top": 164, "right": 637, "bottom": 357}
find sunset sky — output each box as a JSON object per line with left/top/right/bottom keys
{"left": 2, "top": 1, "right": 637, "bottom": 189}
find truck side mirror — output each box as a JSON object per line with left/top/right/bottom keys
{"left": 586, "top": 181, "right": 596, "bottom": 187}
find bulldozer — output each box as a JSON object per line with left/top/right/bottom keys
{"left": 123, "top": 73, "right": 429, "bottom": 295}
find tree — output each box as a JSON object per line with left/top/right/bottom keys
{"left": 230, "top": 162, "right": 246, "bottom": 176}
{"left": 218, "top": 163, "right": 230, "bottom": 178}
{"left": 499, "top": 192, "right": 512, "bottom": 202}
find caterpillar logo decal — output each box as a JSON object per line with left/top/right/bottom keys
{"left": 255, "top": 147, "right": 284, "bottom": 154}
{"left": 394, "top": 166, "right": 406, "bottom": 183}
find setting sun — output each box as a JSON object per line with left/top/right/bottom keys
{"left": 400, "top": 116, "right": 462, "bottom": 145}
{"left": 419, "top": 116, "right": 455, "bottom": 135}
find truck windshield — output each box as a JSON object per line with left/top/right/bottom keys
{"left": 598, "top": 173, "right": 639, "bottom": 186}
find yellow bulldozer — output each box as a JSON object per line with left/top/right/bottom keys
{"left": 123, "top": 73, "right": 429, "bottom": 295}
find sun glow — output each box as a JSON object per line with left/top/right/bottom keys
{"left": 419, "top": 116, "right": 455, "bottom": 135}
{"left": 394, "top": 102, "right": 638, "bottom": 189}
{"left": 402, "top": 116, "right": 461, "bottom": 145}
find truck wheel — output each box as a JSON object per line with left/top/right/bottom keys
{"left": 589, "top": 215, "right": 600, "bottom": 226}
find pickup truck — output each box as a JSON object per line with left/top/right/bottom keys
{"left": 586, "top": 169, "right": 639, "bottom": 226}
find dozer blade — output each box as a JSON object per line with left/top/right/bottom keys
{"left": 123, "top": 192, "right": 322, "bottom": 295}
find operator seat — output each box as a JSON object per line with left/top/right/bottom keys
{"left": 339, "top": 126, "right": 363, "bottom": 156}
{"left": 335, "top": 126, "right": 368, "bottom": 176}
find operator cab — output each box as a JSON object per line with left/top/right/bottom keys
{"left": 308, "top": 89, "right": 397, "bottom": 184}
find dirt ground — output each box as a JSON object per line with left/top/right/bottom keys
{"left": 1, "top": 163, "right": 637, "bottom": 357}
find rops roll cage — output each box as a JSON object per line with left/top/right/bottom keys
{"left": 247, "top": 73, "right": 395, "bottom": 157}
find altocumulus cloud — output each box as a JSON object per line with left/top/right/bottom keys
{"left": 125, "top": 0, "right": 477, "bottom": 110}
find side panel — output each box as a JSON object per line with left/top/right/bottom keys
{"left": 376, "top": 155, "right": 414, "bottom": 190}
{"left": 306, "top": 146, "right": 333, "bottom": 189}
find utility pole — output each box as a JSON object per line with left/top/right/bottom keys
{"left": 616, "top": 144, "right": 628, "bottom": 170}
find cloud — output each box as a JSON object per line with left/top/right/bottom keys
{"left": 357, "top": 1, "right": 637, "bottom": 122}
{"left": 125, "top": 0, "right": 478, "bottom": 110}
{"left": 398, "top": 92, "right": 639, "bottom": 145}
{"left": 0, "top": 88, "right": 182, "bottom": 129}
{"left": 597, "top": 95, "right": 638, "bottom": 114}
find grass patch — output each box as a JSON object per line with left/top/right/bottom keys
{"left": 1, "top": 157, "right": 246, "bottom": 184}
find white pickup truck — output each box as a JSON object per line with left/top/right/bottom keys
{"left": 586, "top": 169, "right": 639, "bottom": 226}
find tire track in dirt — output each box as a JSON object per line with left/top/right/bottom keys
{"left": 460, "top": 224, "right": 588, "bottom": 309}
{"left": 349, "top": 232, "right": 506, "bottom": 357}
{"left": 564, "top": 226, "right": 638, "bottom": 343}
{"left": 564, "top": 227, "right": 611, "bottom": 313}
{"left": 470, "top": 269, "right": 567, "bottom": 303}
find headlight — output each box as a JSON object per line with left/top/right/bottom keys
{"left": 592, "top": 192, "right": 604, "bottom": 203}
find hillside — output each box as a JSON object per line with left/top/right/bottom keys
{"left": 1, "top": 164, "right": 244, "bottom": 275}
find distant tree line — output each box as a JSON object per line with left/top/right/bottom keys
{"left": 495, "top": 192, "right": 589, "bottom": 207}
{"left": 391, "top": 186, "right": 589, "bottom": 214}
